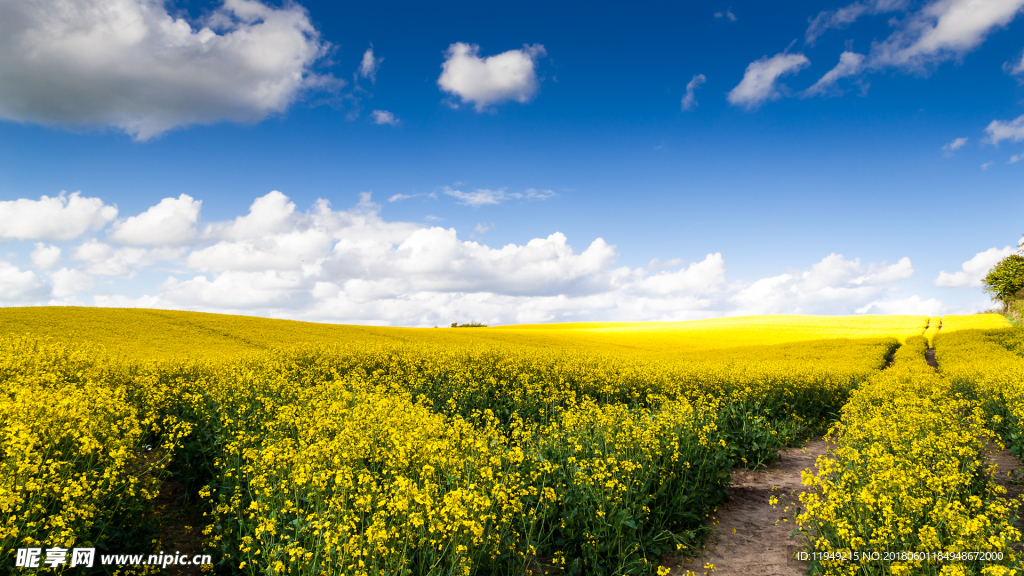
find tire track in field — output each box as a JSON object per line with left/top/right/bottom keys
{"left": 670, "top": 440, "right": 830, "bottom": 576}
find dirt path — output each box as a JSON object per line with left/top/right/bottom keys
{"left": 988, "top": 445, "right": 1024, "bottom": 547}
{"left": 152, "top": 479, "right": 206, "bottom": 576}
{"left": 671, "top": 439, "right": 831, "bottom": 576}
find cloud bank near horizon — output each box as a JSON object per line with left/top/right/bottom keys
{"left": 0, "top": 190, "right": 999, "bottom": 326}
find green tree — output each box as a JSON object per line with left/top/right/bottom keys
{"left": 983, "top": 253, "right": 1024, "bottom": 307}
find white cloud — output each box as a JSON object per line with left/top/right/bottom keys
{"left": 388, "top": 193, "right": 414, "bottom": 202}
{"left": 359, "top": 47, "right": 384, "bottom": 83}
{"left": 93, "top": 294, "right": 162, "bottom": 309}
{"left": 443, "top": 187, "right": 500, "bottom": 207}
{"left": 0, "top": 190, "right": 951, "bottom": 325}
{"left": 443, "top": 187, "right": 555, "bottom": 207}
{"left": 981, "top": 161, "right": 994, "bottom": 170}
{"left": 0, "top": 0, "right": 333, "bottom": 140}
{"left": 636, "top": 254, "right": 729, "bottom": 296}
{"left": 117, "top": 225, "right": 929, "bottom": 323}
{"left": 161, "top": 271, "right": 306, "bottom": 309}
{"left": 727, "top": 254, "right": 917, "bottom": 315}
{"left": 805, "top": 0, "right": 908, "bottom": 44}
{"left": 522, "top": 188, "right": 556, "bottom": 200}
{"left": 868, "top": 0, "right": 1024, "bottom": 71}
{"left": 183, "top": 191, "right": 419, "bottom": 275}
{"left": 943, "top": 136, "right": 969, "bottom": 151}
{"left": 474, "top": 223, "right": 492, "bottom": 234}
{"left": 986, "top": 114, "right": 1024, "bottom": 144}
{"left": 935, "top": 246, "right": 1015, "bottom": 287}
{"left": 1007, "top": 49, "right": 1024, "bottom": 75}
{"left": 803, "top": 51, "right": 866, "bottom": 96}
{"left": 438, "top": 43, "right": 547, "bottom": 110}
{"left": 647, "top": 258, "right": 685, "bottom": 271}
{"left": 0, "top": 262, "right": 48, "bottom": 302}
{"left": 109, "top": 194, "right": 201, "bottom": 246}
{"left": 858, "top": 295, "right": 943, "bottom": 315}
{"left": 187, "top": 229, "right": 332, "bottom": 273}
{"left": 31, "top": 244, "right": 62, "bottom": 270}
{"left": 852, "top": 256, "right": 915, "bottom": 284}
{"left": 50, "top": 268, "right": 96, "bottom": 298}
{"left": 714, "top": 9, "right": 738, "bottom": 21}
{"left": 0, "top": 192, "right": 117, "bottom": 241}
{"left": 1011, "top": 152, "right": 1023, "bottom": 163}
{"left": 728, "top": 53, "right": 810, "bottom": 109}
{"left": 802, "top": 0, "right": 1024, "bottom": 96}
{"left": 371, "top": 110, "right": 399, "bottom": 126}
{"left": 681, "top": 74, "right": 707, "bottom": 111}
{"left": 71, "top": 239, "right": 182, "bottom": 277}
{"left": 203, "top": 190, "right": 295, "bottom": 241}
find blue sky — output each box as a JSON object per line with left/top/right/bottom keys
{"left": 0, "top": 0, "right": 1022, "bottom": 326}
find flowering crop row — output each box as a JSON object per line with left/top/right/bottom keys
{"left": 0, "top": 337, "right": 191, "bottom": 574}
{"left": 935, "top": 318, "right": 1024, "bottom": 466}
{"left": 798, "top": 325, "right": 1023, "bottom": 576}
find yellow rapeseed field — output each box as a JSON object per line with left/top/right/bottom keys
{"left": 0, "top": 307, "right": 927, "bottom": 362}
{"left": 3, "top": 307, "right": 1021, "bottom": 575}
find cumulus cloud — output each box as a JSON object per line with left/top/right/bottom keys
{"left": 986, "top": 114, "right": 1024, "bottom": 144}
{"left": 805, "top": 0, "right": 908, "bottom": 44}
{"left": 109, "top": 194, "right": 202, "bottom": 246}
{"left": 727, "top": 254, "right": 916, "bottom": 315}
{"left": 0, "top": 190, "right": 950, "bottom": 325}
{"left": 50, "top": 268, "right": 96, "bottom": 298}
{"left": 71, "top": 239, "right": 182, "bottom": 277}
{"left": 202, "top": 191, "right": 296, "bottom": 241}
{"left": 1011, "top": 153, "right": 1023, "bottom": 163}
{"left": 729, "top": 53, "right": 810, "bottom": 109}
{"left": 0, "top": 262, "right": 48, "bottom": 302}
{"left": 188, "top": 229, "right": 332, "bottom": 273}
{"left": 636, "top": 254, "right": 729, "bottom": 296}
{"left": 935, "top": 246, "right": 1016, "bottom": 287}
{"left": 31, "top": 244, "right": 62, "bottom": 270}
{"left": 438, "top": 43, "right": 547, "bottom": 110}
{"left": 943, "top": 136, "right": 969, "bottom": 151}
{"left": 359, "top": 47, "right": 384, "bottom": 83}
{"left": 858, "top": 295, "right": 943, "bottom": 315}
{"left": 371, "top": 110, "right": 399, "bottom": 126}
{"left": 981, "top": 161, "right": 994, "bottom": 170}
{"left": 161, "top": 271, "right": 307, "bottom": 309}
{"left": 681, "top": 74, "right": 707, "bottom": 111}
{"left": 0, "top": 192, "right": 117, "bottom": 241}
{"left": 0, "top": 0, "right": 333, "bottom": 140}
{"left": 853, "top": 256, "right": 915, "bottom": 284}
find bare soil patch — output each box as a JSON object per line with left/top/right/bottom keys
{"left": 152, "top": 480, "right": 207, "bottom": 576}
{"left": 988, "top": 444, "right": 1024, "bottom": 546}
{"left": 668, "top": 439, "right": 832, "bottom": 576}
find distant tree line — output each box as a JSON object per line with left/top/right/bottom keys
{"left": 451, "top": 321, "right": 488, "bottom": 328}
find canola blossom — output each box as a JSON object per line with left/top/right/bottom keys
{"left": 3, "top": 308, "right": 1021, "bottom": 575}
